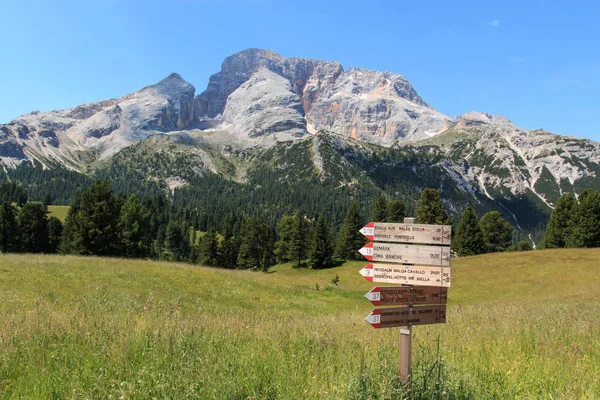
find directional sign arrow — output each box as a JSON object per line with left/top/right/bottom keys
{"left": 359, "top": 222, "right": 375, "bottom": 241}
{"left": 358, "top": 243, "right": 450, "bottom": 266}
{"left": 359, "top": 263, "right": 451, "bottom": 287}
{"left": 365, "top": 305, "right": 447, "bottom": 329}
{"left": 359, "top": 222, "right": 452, "bottom": 245}
{"left": 365, "top": 286, "right": 448, "bottom": 306}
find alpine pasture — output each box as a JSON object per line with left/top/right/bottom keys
{"left": 0, "top": 249, "right": 598, "bottom": 399}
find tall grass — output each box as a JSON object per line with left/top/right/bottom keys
{"left": 0, "top": 249, "right": 598, "bottom": 399}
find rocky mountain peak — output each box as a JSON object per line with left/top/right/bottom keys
{"left": 305, "top": 68, "right": 450, "bottom": 143}
{"left": 455, "top": 112, "right": 515, "bottom": 129}
{"left": 221, "top": 48, "right": 284, "bottom": 73}
{"left": 339, "top": 68, "right": 430, "bottom": 108}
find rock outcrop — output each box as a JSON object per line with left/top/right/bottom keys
{"left": 306, "top": 69, "right": 451, "bottom": 143}
{"left": 0, "top": 72, "right": 196, "bottom": 167}
{"left": 221, "top": 68, "right": 306, "bottom": 140}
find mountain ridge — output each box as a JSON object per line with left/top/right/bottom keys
{"left": 2, "top": 48, "right": 600, "bottom": 235}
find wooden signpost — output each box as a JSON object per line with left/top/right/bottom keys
{"left": 359, "top": 263, "right": 451, "bottom": 287}
{"left": 359, "top": 217, "right": 452, "bottom": 385}
{"left": 358, "top": 242, "right": 450, "bottom": 266}
{"left": 364, "top": 305, "right": 447, "bottom": 328}
{"left": 360, "top": 222, "right": 452, "bottom": 245}
{"left": 364, "top": 286, "right": 448, "bottom": 306}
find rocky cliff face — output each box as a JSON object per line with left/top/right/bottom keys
{"left": 193, "top": 49, "right": 444, "bottom": 143}
{"left": 0, "top": 72, "right": 196, "bottom": 168}
{"left": 194, "top": 48, "right": 344, "bottom": 134}
{"left": 221, "top": 68, "right": 307, "bottom": 140}
{"left": 415, "top": 112, "right": 600, "bottom": 211}
{"left": 306, "top": 69, "right": 451, "bottom": 143}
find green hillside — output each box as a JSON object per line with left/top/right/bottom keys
{"left": 47, "top": 205, "right": 70, "bottom": 222}
{"left": 0, "top": 250, "right": 598, "bottom": 399}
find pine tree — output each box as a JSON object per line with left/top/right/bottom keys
{"left": 335, "top": 201, "right": 366, "bottom": 260}
{"left": 46, "top": 216, "right": 63, "bottom": 253}
{"left": 165, "top": 219, "right": 184, "bottom": 261}
{"left": 0, "top": 202, "right": 18, "bottom": 253}
{"left": 61, "top": 181, "right": 122, "bottom": 256}
{"left": 387, "top": 199, "right": 406, "bottom": 223}
{"left": 18, "top": 202, "right": 49, "bottom": 253}
{"left": 199, "top": 227, "right": 220, "bottom": 266}
{"left": 415, "top": 188, "right": 452, "bottom": 225}
{"left": 154, "top": 223, "right": 167, "bottom": 258}
{"left": 274, "top": 214, "right": 294, "bottom": 263}
{"left": 43, "top": 193, "right": 52, "bottom": 208}
{"left": 237, "top": 215, "right": 275, "bottom": 271}
{"left": 289, "top": 211, "right": 309, "bottom": 267}
{"left": 372, "top": 195, "right": 388, "bottom": 222}
{"left": 120, "top": 194, "right": 152, "bottom": 258}
{"left": 452, "top": 206, "right": 486, "bottom": 256}
{"left": 309, "top": 214, "right": 335, "bottom": 269}
{"left": 566, "top": 189, "right": 600, "bottom": 248}
{"left": 479, "top": 211, "right": 513, "bottom": 252}
{"left": 542, "top": 193, "right": 575, "bottom": 249}
{"left": 60, "top": 193, "right": 84, "bottom": 254}
{"left": 218, "top": 230, "right": 238, "bottom": 269}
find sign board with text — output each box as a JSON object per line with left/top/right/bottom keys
{"left": 359, "top": 263, "right": 451, "bottom": 287}
{"left": 359, "top": 242, "right": 451, "bottom": 266}
{"left": 360, "top": 222, "right": 452, "bottom": 245}
{"left": 364, "top": 305, "right": 447, "bottom": 328}
{"left": 364, "top": 286, "right": 448, "bottom": 306}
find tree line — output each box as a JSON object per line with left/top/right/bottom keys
{"left": 3, "top": 182, "right": 600, "bottom": 266}
{"left": 541, "top": 189, "right": 600, "bottom": 249}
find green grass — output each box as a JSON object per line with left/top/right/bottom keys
{"left": 0, "top": 250, "right": 599, "bottom": 399}
{"left": 47, "top": 205, "right": 70, "bottom": 222}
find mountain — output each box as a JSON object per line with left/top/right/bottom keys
{"left": 2, "top": 48, "right": 599, "bottom": 239}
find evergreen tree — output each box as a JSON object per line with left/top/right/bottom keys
{"left": 289, "top": 211, "right": 309, "bottom": 267}
{"left": 0, "top": 202, "right": 18, "bottom": 253}
{"left": 218, "top": 229, "right": 238, "bottom": 269}
{"left": 372, "top": 195, "right": 388, "bottom": 222}
{"left": 61, "top": 181, "right": 122, "bottom": 256}
{"left": 60, "top": 193, "right": 84, "bottom": 254}
{"left": 542, "top": 193, "right": 575, "bottom": 249}
{"left": 274, "top": 214, "right": 294, "bottom": 263}
{"left": 452, "top": 206, "right": 486, "bottom": 256}
{"left": 154, "top": 223, "right": 167, "bottom": 258}
{"left": 237, "top": 214, "right": 275, "bottom": 271}
{"left": 566, "top": 189, "right": 600, "bottom": 248}
{"left": 165, "top": 219, "right": 184, "bottom": 261}
{"left": 335, "top": 201, "right": 365, "bottom": 260}
{"left": 119, "top": 194, "right": 152, "bottom": 258}
{"left": 181, "top": 224, "right": 193, "bottom": 262}
{"left": 43, "top": 193, "right": 52, "bottom": 208}
{"left": 309, "top": 214, "right": 335, "bottom": 269}
{"left": 387, "top": 199, "right": 406, "bottom": 223}
{"left": 415, "top": 188, "right": 452, "bottom": 225}
{"left": 199, "top": 227, "right": 220, "bottom": 266}
{"left": 479, "top": 211, "right": 513, "bottom": 252}
{"left": 18, "top": 202, "right": 49, "bottom": 253}
{"left": 46, "top": 216, "right": 63, "bottom": 253}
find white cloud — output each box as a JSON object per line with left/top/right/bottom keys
{"left": 487, "top": 20, "right": 501, "bottom": 28}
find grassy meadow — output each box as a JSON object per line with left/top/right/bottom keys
{"left": 0, "top": 250, "right": 599, "bottom": 399}
{"left": 47, "top": 205, "right": 70, "bottom": 222}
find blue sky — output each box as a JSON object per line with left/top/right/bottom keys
{"left": 1, "top": 0, "right": 599, "bottom": 140}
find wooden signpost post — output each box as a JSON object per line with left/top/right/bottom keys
{"left": 359, "top": 217, "right": 452, "bottom": 385}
